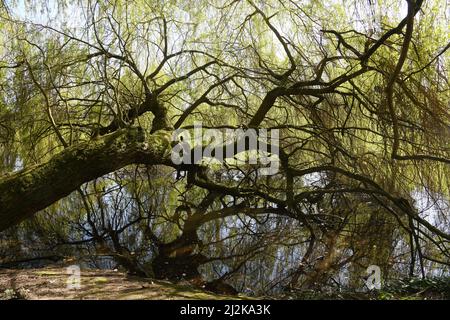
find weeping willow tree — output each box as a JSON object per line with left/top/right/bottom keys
{"left": 0, "top": 0, "right": 449, "bottom": 294}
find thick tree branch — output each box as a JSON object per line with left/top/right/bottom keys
{"left": 0, "top": 127, "right": 173, "bottom": 232}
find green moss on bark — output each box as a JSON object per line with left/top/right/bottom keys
{"left": 0, "top": 127, "right": 173, "bottom": 231}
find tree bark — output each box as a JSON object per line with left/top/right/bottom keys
{"left": 0, "top": 127, "right": 173, "bottom": 232}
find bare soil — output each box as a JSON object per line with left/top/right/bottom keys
{"left": 0, "top": 267, "right": 246, "bottom": 300}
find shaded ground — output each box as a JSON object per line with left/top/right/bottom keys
{"left": 0, "top": 267, "right": 247, "bottom": 300}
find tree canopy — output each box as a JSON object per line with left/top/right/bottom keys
{"left": 0, "top": 0, "right": 449, "bottom": 295}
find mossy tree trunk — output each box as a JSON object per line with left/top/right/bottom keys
{"left": 151, "top": 231, "right": 207, "bottom": 281}
{"left": 0, "top": 127, "right": 173, "bottom": 232}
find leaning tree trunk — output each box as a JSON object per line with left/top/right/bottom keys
{"left": 151, "top": 231, "right": 207, "bottom": 281}
{"left": 149, "top": 218, "right": 238, "bottom": 295}
{"left": 0, "top": 127, "right": 172, "bottom": 232}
